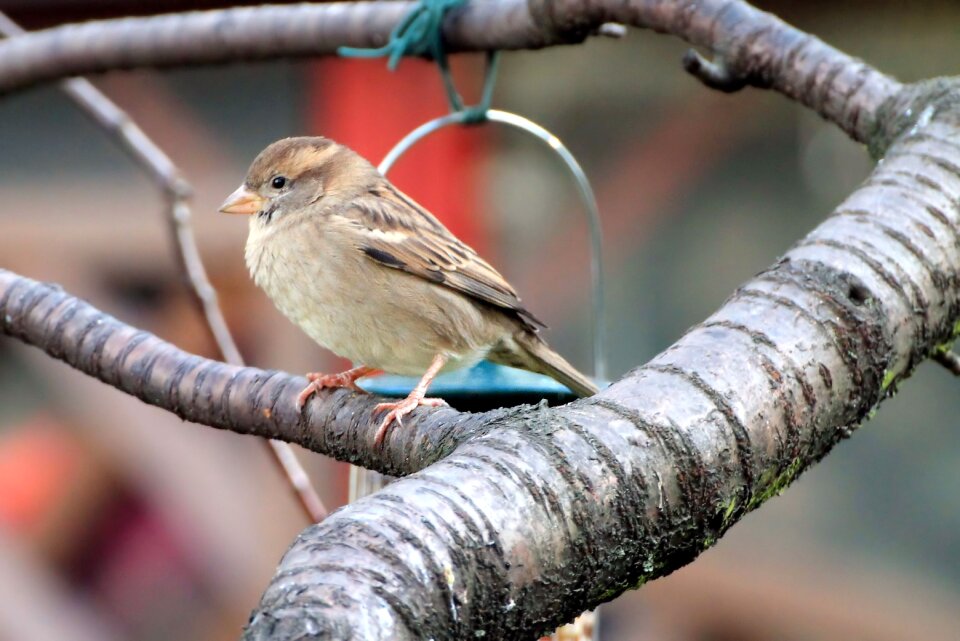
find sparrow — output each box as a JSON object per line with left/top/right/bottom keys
{"left": 220, "top": 136, "right": 598, "bottom": 444}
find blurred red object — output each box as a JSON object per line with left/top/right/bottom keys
{"left": 0, "top": 414, "right": 81, "bottom": 532}
{"left": 309, "top": 56, "right": 489, "bottom": 252}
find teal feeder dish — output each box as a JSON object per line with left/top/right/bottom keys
{"left": 359, "top": 360, "right": 581, "bottom": 412}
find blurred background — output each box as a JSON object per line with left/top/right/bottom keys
{"left": 1, "top": 1, "right": 959, "bottom": 639}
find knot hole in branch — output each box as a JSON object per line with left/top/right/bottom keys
{"left": 847, "top": 282, "right": 871, "bottom": 306}
{"left": 526, "top": 0, "right": 597, "bottom": 45}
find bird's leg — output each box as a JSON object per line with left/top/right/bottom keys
{"left": 373, "top": 354, "right": 448, "bottom": 445}
{"left": 296, "top": 365, "right": 383, "bottom": 410}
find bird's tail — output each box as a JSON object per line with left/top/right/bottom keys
{"left": 491, "top": 332, "right": 599, "bottom": 398}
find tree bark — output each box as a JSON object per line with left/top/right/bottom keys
{"left": 1, "top": 1, "right": 959, "bottom": 640}
{"left": 0, "top": 0, "right": 894, "bottom": 141}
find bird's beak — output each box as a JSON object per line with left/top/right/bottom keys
{"left": 219, "top": 185, "right": 265, "bottom": 215}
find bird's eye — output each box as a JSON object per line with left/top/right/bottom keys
{"left": 271, "top": 176, "right": 287, "bottom": 190}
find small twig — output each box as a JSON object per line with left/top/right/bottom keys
{"left": 934, "top": 349, "right": 960, "bottom": 376}
{"left": 682, "top": 49, "right": 749, "bottom": 93}
{"left": 0, "top": 11, "right": 327, "bottom": 523}
{"left": 595, "top": 23, "right": 627, "bottom": 39}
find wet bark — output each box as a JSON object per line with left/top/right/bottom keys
{"left": 2, "top": 1, "right": 959, "bottom": 640}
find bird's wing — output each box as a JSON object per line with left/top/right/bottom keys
{"left": 334, "top": 183, "right": 545, "bottom": 331}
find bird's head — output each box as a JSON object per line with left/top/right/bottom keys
{"left": 219, "top": 136, "right": 372, "bottom": 225}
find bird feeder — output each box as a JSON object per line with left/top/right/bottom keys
{"left": 361, "top": 109, "right": 606, "bottom": 412}
{"left": 349, "top": 89, "right": 606, "bottom": 641}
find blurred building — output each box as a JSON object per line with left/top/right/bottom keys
{"left": 0, "top": 1, "right": 959, "bottom": 640}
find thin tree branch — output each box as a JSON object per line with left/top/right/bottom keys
{"left": 0, "top": 267, "right": 494, "bottom": 476}
{"left": 0, "top": 11, "right": 327, "bottom": 524}
{"left": 0, "top": 0, "right": 899, "bottom": 142}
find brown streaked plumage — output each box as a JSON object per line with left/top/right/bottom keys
{"left": 221, "top": 136, "right": 598, "bottom": 443}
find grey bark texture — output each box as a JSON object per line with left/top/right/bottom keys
{"left": 0, "top": 0, "right": 894, "bottom": 142}
{"left": 1, "top": 1, "right": 959, "bottom": 640}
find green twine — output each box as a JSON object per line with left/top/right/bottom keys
{"left": 338, "top": 0, "right": 465, "bottom": 71}
{"left": 338, "top": 0, "right": 499, "bottom": 124}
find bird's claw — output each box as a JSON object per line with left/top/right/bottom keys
{"left": 296, "top": 383, "right": 318, "bottom": 411}
{"left": 296, "top": 369, "right": 377, "bottom": 411}
{"left": 373, "top": 396, "right": 448, "bottom": 445}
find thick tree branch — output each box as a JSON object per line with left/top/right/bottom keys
{"left": 239, "top": 93, "right": 960, "bottom": 637}
{"left": 0, "top": 0, "right": 898, "bottom": 142}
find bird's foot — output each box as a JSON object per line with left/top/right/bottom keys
{"left": 296, "top": 366, "right": 383, "bottom": 410}
{"left": 373, "top": 392, "right": 448, "bottom": 445}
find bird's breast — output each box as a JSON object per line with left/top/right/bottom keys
{"left": 245, "top": 218, "right": 349, "bottom": 341}
{"left": 244, "top": 218, "right": 507, "bottom": 374}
